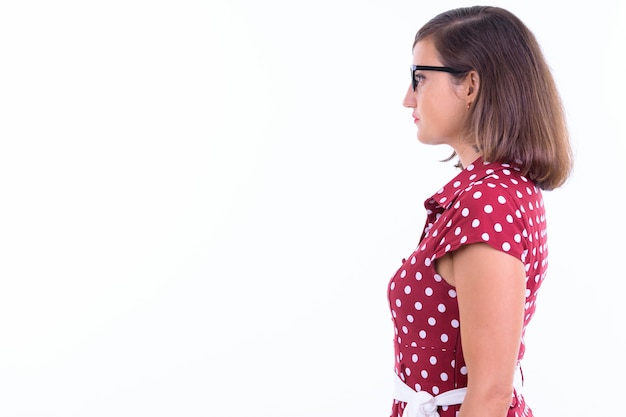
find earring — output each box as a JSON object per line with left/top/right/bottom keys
{"left": 467, "top": 102, "right": 472, "bottom": 109}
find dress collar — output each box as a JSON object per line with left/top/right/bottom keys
{"left": 424, "top": 157, "right": 522, "bottom": 210}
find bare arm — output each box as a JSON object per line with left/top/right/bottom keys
{"left": 451, "top": 243, "right": 526, "bottom": 417}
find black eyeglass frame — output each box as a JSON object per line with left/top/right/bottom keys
{"left": 410, "top": 65, "right": 466, "bottom": 91}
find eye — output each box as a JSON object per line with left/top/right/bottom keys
{"left": 412, "top": 72, "right": 426, "bottom": 91}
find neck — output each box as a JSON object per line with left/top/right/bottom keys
{"left": 456, "top": 145, "right": 481, "bottom": 169}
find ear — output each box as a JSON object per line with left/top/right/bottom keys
{"left": 466, "top": 70, "right": 480, "bottom": 102}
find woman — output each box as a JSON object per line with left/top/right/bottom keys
{"left": 388, "top": 6, "right": 572, "bottom": 417}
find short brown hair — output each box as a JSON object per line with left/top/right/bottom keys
{"left": 415, "top": 6, "right": 572, "bottom": 190}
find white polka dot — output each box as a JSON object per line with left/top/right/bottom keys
{"left": 390, "top": 282, "right": 395, "bottom": 290}
{"left": 421, "top": 370, "right": 428, "bottom": 378}
{"left": 461, "top": 207, "right": 470, "bottom": 217}
{"left": 407, "top": 314, "right": 414, "bottom": 323}
{"left": 400, "top": 270, "right": 406, "bottom": 278}
{"left": 414, "top": 301, "right": 423, "bottom": 310}
{"left": 502, "top": 242, "right": 511, "bottom": 251}
{"left": 415, "top": 272, "right": 422, "bottom": 280}
{"left": 440, "top": 373, "right": 449, "bottom": 381}
{"left": 419, "top": 330, "right": 427, "bottom": 339}
{"left": 448, "top": 289, "right": 457, "bottom": 298}
{"left": 506, "top": 214, "right": 514, "bottom": 223}
{"left": 428, "top": 317, "right": 436, "bottom": 326}
{"left": 440, "top": 333, "right": 449, "bottom": 342}
{"left": 454, "top": 226, "right": 462, "bottom": 235}
{"left": 432, "top": 386, "right": 440, "bottom": 395}
{"left": 460, "top": 366, "right": 468, "bottom": 375}
{"left": 494, "top": 223, "right": 503, "bottom": 232}
{"left": 451, "top": 319, "right": 459, "bottom": 328}
{"left": 395, "top": 299, "right": 401, "bottom": 307}
{"left": 473, "top": 191, "right": 482, "bottom": 199}
{"left": 438, "top": 304, "right": 446, "bottom": 313}
{"left": 425, "top": 287, "right": 433, "bottom": 296}
{"left": 453, "top": 180, "right": 461, "bottom": 188}
{"left": 484, "top": 204, "right": 493, "bottom": 213}
{"left": 498, "top": 195, "right": 507, "bottom": 204}
{"left": 404, "top": 285, "right": 411, "bottom": 294}
{"left": 410, "top": 256, "right": 416, "bottom": 264}
{"left": 481, "top": 232, "right": 490, "bottom": 241}
{"left": 429, "top": 356, "right": 437, "bottom": 365}
{"left": 412, "top": 353, "right": 418, "bottom": 362}
{"left": 405, "top": 367, "right": 411, "bottom": 376}
{"left": 402, "top": 326, "right": 408, "bottom": 334}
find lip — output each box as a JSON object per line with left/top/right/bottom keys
{"left": 413, "top": 115, "right": 420, "bottom": 124}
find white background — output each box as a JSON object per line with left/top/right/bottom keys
{"left": 0, "top": 0, "right": 624, "bottom": 416}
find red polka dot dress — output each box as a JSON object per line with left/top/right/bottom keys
{"left": 387, "top": 159, "right": 546, "bottom": 417}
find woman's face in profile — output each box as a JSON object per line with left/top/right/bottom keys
{"left": 403, "top": 39, "right": 470, "bottom": 151}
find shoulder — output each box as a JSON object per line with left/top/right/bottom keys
{"left": 430, "top": 169, "right": 540, "bottom": 261}
{"left": 453, "top": 166, "right": 541, "bottom": 216}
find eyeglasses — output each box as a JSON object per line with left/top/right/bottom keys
{"left": 410, "top": 65, "right": 465, "bottom": 91}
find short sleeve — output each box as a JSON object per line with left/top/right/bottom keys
{"left": 430, "top": 179, "right": 529, "bottom": 262}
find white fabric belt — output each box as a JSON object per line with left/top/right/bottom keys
{"left": 392, "top": 367, "right": 523, "bottom": 417}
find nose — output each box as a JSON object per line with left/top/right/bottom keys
{"left": 403, "top": 85, "right": 416, "bottom": 108}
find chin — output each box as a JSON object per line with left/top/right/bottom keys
{"left": 417, "top": 131, "right": 447, "bottom": 146}
{"left": 416, "top": 132, "right": 433, "bottom": 145}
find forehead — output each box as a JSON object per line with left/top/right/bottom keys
{"left": 412, "top": 38, "right": 442, "bottom": 66}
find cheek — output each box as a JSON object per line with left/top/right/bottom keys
{"left": 421, "top": 95, "right": 447, "bottom": 124}
{"left": 435, "top": 91, "right": 465, "bottom": 117}
{"left": 419, "top": 94, "right": 467, "bottom": 137}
